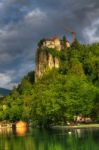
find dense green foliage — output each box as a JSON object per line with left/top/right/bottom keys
{"left": 0, "top": 41, "right": 99, "bottom": 127}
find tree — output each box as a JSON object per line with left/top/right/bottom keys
{"left": 71, "top": 38, "right": 80, "bottom": 48}
{"left": 62, "top": 35, "right": 67, "bottom": 49}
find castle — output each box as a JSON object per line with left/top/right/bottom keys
{"left": 35, "top": 35, "right": 74, "bottom": 80}
{"left": 41, "top": 36, "right": 70, "bottom": 50}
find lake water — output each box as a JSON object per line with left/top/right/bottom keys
{"left": 0, "top": 127, "right": 99, "bottom": 150}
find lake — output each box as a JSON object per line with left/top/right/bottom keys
{"left": 0, "top": 127, "right": 99, "bottom": 150}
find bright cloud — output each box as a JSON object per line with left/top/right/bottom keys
{"left": 83, "top": 19, "right": 99, "bottom": 43}
{"left": 0, "top": 73, "right": 17, "bottom": 89}
{"left": 0, "top": 0, "right": 99, "bottom": 89}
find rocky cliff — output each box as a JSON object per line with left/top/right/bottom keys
{"left": 35, "top": 36, "right": 71, "bottom": 80}
{"left": 35, "top": 49, "right": 60, "bottom": 80}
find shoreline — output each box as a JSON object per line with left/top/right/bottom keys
{"left": 1, "top": 122, "right": 99, "bottom": 129}
{"left": 51, "top": 124, "right": 99, "bottom": 129}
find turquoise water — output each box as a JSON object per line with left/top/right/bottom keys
{"left": 0, "top": 128, "right": 99, "bottom": 150}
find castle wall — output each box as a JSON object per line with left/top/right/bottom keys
{"left": 66, "top": 41, "right": 70, "bottom": 48}
{"left": 54, "top": 38, "right": 61, "bottom": 51}
{"left": 42, "top": 38, "right": 61, "bottom": 51}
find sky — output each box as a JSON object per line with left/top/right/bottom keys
{"left": 0, "top": 0, "right": 99, "bottom": 89}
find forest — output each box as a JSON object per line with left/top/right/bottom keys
{"left": 0, "top": 39, "right": 99, "bottom": 127}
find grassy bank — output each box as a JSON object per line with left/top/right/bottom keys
{"left": 52, "top": 124, "right": 99, "bottom": 129}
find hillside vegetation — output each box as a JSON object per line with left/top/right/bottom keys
{"left": 0, "top": 39, "right": 99, "bottom": 127}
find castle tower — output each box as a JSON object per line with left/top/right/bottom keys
{"left": 66, "top": 40, "right": 70, "bottom": 48}
{"left": 52, "top": 37, "right": 61, "bottom": 51}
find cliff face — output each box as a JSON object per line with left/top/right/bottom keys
{"left": 35, "top": 36, "right": 71, "bottom": 80}
{"left": 35, "top": 50, "right": 60, "bottom": 80}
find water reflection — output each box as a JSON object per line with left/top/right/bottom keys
{"left": 0, "top": 127, "right": 12, "bottom": 135}
{"left": 15, "top": 126, "right": 28, "bottom": 137}
{"left": 0, "top": 128, "right": 99, "bottom": 150}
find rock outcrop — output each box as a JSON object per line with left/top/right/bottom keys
{"left": 35, "top": 36, "right": 71, "bottom": 80}
{"left": 35, "top": 50, "right": 60, "bottom": 80}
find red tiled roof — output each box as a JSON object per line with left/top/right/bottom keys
{"left": 66, "top": 40, "right": 70, "bottom": 43}
{"left": 51, "top": 36, "right": 60, "bottom": 41}
{"left": 44, "top": 36, "right": 60, "bottom": 41}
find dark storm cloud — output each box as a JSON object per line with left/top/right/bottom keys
{"left": 0, "top": 0, "right": 99, "bottom": 89}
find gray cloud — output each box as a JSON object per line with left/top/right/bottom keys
{"left": 0, "top": 0, "right": 99, "bottom": 89}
